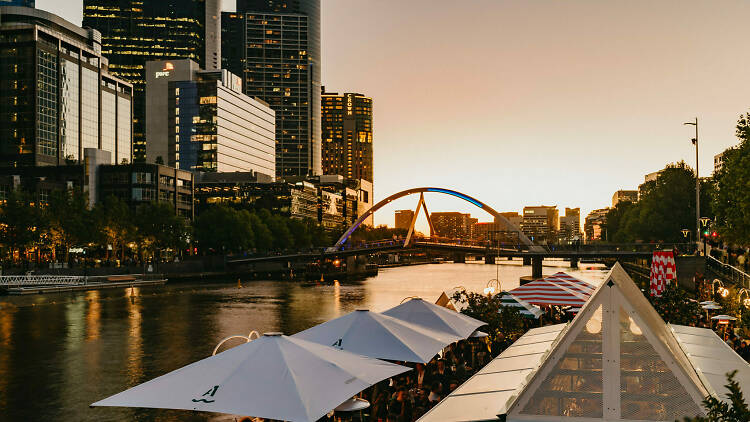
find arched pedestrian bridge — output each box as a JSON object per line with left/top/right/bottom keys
{"left": 331, "top": 187, "right": 539, "bottom": 251}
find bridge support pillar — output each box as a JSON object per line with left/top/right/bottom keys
{"left": 532, "top": 257, "right": 543, "bottom": 278}
{"left": 452, "top": 253, "right": 466, "bottom": 264}
{"left": 522, "top": 256, "right": 532, "bottom": 266}
{"left": 570, "top": 257, "right": 579, "bottom": 269}
{"left": 485, "top": 255, "right": 496, "bottom": 264}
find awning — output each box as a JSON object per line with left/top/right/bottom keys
{"left": 498, "top": 293, "right": 544, "bottom": 319}
{"left": 508, "top": 278, "right": 589, "bottom": 307}
{"left": 541, "top": 272, "right": 596, "bottom": 296}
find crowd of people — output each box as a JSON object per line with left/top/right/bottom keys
{"left": 352, "top": 339, "right": 492, "bottom": 422}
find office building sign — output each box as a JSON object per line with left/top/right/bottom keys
{"left": 155, "top": 62, "right": 174, "bottom": 78}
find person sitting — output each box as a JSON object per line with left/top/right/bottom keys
{"left": 427, "top": 381, "right": 442, "bottom": 404}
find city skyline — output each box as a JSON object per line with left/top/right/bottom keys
{"left": 36, "top": 0, "right": 750, "bottom": 229}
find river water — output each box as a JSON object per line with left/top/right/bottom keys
{"left": 0, "top": 260, "right": 608, "bottom": 421}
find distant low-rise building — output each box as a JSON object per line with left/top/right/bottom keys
{"left": 584, "top": 208, "right": 610, "bottom": 241}
{"left": 612, "top": 190, "right": 638, "bottom": 207}
{"left": 0, "top": 149, "right": 193, "bottom": 218}
{"left": 395, "top": 210, "right": 415, "bottom": 231}
{"left": 431, "top": 212, "right": 474, "bottom": 239}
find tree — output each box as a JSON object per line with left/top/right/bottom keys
{"left": 257, "top": 209, "right": 293, "bottom": 251}
{"left": 45, "top": 190, "right": 93, "bottom": 262}
{"left": 286, "top": 218, "right": 312, "bottom": 249}
{"left": 194, "top": 205, "right": 254, "bottom": 253}
{"left": 713, "top": 112, "right": 750, "bottom": 245}
{"left": 248, "top": 213, "right": 273, "bottom": 252}
{"left": 681, "top": 371, "right": 750, "bottom": 422}
{"left": 605, "top": 163, "right": 713, "bottom": 243}
{"left": 451, "top": 290, "right": 526, "bottom": 351}
{"left": 94, "top": 195, "right": 135, "bottom": 262}
{"left": 0, "top": 191, "right": 44, "bottom": 264}
{"left": 647, "top": 283, "right": 701, "bottom": 326}
{"left": 135, "top": 202, "right": 189, "bottom": 262}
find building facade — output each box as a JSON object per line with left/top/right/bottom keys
{"left": 0, "top": 150, "right": 193, "bottom": 218}
{"left": 612, "top": 190, "right": 638, "bottom": 207}
{"left": 0, "top": 6, "right": 132, "bottom": 167}
{"left": 321, "top": 89, "right": 373, "bottom": 182}
{"left": 395, "top": 210, "right": 414, "bottom": 231}
{"left": 431, "top": 212, "right": 474, "bottom": 239}
{"left": 584, "top": 208, "right": 610, "bottom": 241}
{"left": 558, "top": 207, "right": 581, "bottom": 242}
{"left": 222, "top": 0, "right": 322, "bottom": 179}
{"left": 98, "top": 163, "right": 194, "bottom": 218}
{"left": 521, "top": 206, "right": 559, "bottom": 243}
{"left": 145, "top": 59, "right": 275, "bottom": 177}
{"left": 83, "top": 0, "right": 221, "bottom": 161}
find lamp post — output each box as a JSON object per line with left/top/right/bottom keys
{"left": 681, "top": 228, "right": 691, "bottom": 246}
{"left": 700, "top": 217, "right": 711, "bottom": 256}
{"left": 684, "top": 118, "right": 700, "bottom": 251}
{"left": 738, "top": 288, "right": 750, "bottom": 319}
{"left": 712, "top": 279, "right": 728, "bottom": 298}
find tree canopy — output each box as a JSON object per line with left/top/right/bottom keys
{"left": 713, "top": 112, "right": 750, "bottom": 245}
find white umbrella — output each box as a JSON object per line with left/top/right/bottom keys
{"left": 702, "top": 303, "right": 722, "bottom": 310}
{"left": 382, "top": 297, "right": 486, "bottom": 339}
{"left": 91, "top": 333, "right": 409, "bottom": 422}
{"left": 469, "top": 330, "right": 489, "bottom": 338}
{"left": 293, "top": 309, "right": 460, "bottom": 363}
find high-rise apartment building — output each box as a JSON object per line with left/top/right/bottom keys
{"left": 395, "top": 210, "right": 415, "bottom": 230}
{"left": 83, "top": 0, "right": 221, "bottom": 162}
{"left": 145, "top": 59, "right": 275, "bottom": 177}
{"left": 321, "top": 89, "right": 373, "bottom": 182}
{"left": 0, "top": 6, "right": 132, "bottom": 167}
{"left": 521, "top": 206, "right": 559, "bottom": 243}
{"left": 559, "top": 207, "right": 581, "bottom": 241}
{"left": 222, "top": 0, "right": 322, "bottom": 179}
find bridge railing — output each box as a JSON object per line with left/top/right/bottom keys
{"left": 706, "top": 255, "right": 750, "bottom": 289}
{"left": 0, "top": 275, "right": 87, "bottom": 286}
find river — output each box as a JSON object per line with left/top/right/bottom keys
{"left": 0, "top": 260, "right": 608, "bottom": 421}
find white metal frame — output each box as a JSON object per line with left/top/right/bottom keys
{"left": 506, "top": 264, "right": 708, "bottom": 421}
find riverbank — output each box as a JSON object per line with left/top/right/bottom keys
{"left": 4, "top": 278, "right": 166, "bottom": 295}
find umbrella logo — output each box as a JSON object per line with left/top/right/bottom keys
{"left": 192, "top": 385, "right": 220, "bottom": 404}
{"left": 332, "top": 339, "right": 343, "bottom": 348}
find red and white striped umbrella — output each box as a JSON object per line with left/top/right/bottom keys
{"left": 542, "top": 272, "right": 596, "bottom": 297}
{"left": 509, "top": 278, "right": 590, "bottom": 307}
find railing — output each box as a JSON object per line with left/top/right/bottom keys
{"left": 706, "top": 255, "right": 750, "bottom": 289}
{"left": 0, "top": 275, "right": 87, "bottom": 286}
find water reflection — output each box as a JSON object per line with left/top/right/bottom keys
{"left": 0, "top": 260, "right": 607, "bottom": 421}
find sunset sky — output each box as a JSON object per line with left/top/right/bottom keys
{"left": 39, "top": 0, "right": 750, "bottom": 230}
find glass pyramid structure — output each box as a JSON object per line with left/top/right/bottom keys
{"left": 506, "top": 264, "right": 707, "bottom": 421}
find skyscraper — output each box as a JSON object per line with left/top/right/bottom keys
{"left": 222, "top": 0, "right": 321, "bottom": 179}
{"left": 82, "top": 0, "right": 221, "bottom": 162}
{"left": 145, "top": 59, "right": 275, "bottom": 177}
{"left": 0, "top": 6, "right": 132, "bottom": 167}
{"left": 321, "top": 90, "right": 373, "bottom": 182}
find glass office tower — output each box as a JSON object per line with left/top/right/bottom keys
{"left": 82, "top": 0, "right": 221, "bottom": 162}
{"left": 222, "top": 0, "right": 321, "bottom": 179}
{"left": 321, "top": 90, "right": 373, "bottom": 182}
{"left": 0, "top": 6, "right": 132, "bottom": 167}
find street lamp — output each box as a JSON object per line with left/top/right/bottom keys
{"left": 712, "top": 279, "right": 729, "bottom": 298}
{"left": 681, "top": 228, "right": 691, "bottom": 246}
{"left": 484, "top": 278, "right": 501, "bottom": 296}
{"left": 700, "top": 217, "right": 711, "bottom": 256}
{"left": 684, "top": 118, "right": 700, "bottom": 251}
{"left": 738, "top": 288, "right": 750, "bottom": 315}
